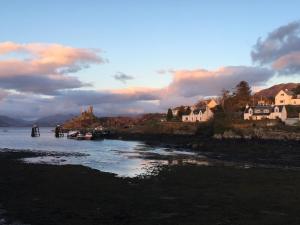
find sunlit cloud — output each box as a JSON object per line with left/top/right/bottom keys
{"left": 0, "top": 41, "right": 105, "bottom": 94}
{"left": 252, "top": 21, "right": 300, "bottom": 75}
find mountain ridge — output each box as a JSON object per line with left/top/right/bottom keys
{"left": 0, "top": 116, "right": 31, "bottom": 127}
{"left": 254, "top": 83, "right": 300, "bottom": 99}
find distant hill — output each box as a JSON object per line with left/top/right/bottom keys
{"left": 0, "top": 116, "right": 31, "bottom": 127}
{"left": 35, "top": 114, "right": 77, "bottom": 127}
{"left": 255, "top": 83, "right": 300, "bottom": 99}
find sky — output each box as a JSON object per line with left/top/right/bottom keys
{"left": 1, "top": 0, "right": 300, "bottom": 119}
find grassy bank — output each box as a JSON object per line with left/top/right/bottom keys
{"left": 0, "top": 151, "right": 300, "bottom": 225}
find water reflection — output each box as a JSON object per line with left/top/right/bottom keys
{"left": 0, "top": 127, "right": 208, "bottom": 177}
{"left": 23, "top": 142, "right": 204, "bottom": 177}
{"left": 0, "top": 127, "right": 280, "bottom": 177}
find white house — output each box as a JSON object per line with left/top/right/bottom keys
{"left": 172, "top": 99, "right": 217, "bottom": 118}
{"left": 182, "top": 106, "right": 214, "bottom": 122}
{"left": 275, "top": 89, "right": 300, "bottom": 106}
{"left": 244, "top": 105, "right": 287, "bottom": 121}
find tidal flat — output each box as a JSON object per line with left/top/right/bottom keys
{"left": 0, "top": 143, "right": 300, "bottom": 225}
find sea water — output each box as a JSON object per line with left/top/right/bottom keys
{"left": 0, "top": 127, "right": 198, "bottom": 177}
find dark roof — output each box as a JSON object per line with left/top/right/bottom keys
{"left": 192, "top": 107, "right": 207, "bottom": 114}
{"left": 283, "top": 90, "right": 295, "bottom": 96}
{"left": 245, "top": 105, "right": 284, "bottom": 115}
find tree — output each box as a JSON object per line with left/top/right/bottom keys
{"left": 166, "top": 108, "right": 173, "bottom": 121}
{"left": 195, "top": 98, "right": 206, "bottom": 108}
{"left": 186, "top": 106, "right": 191, "bottom": 115}
{"left": 220, "top": 89, "right": 230, "bottom": 111}
{"left": 233, "top": 81, "right": 251, "bottom": 111}
{"left": 177, "top": 106, "right": 186, "bottom": 120}
{"left": 292, "top": 85, "right": 300, "bottom": 95}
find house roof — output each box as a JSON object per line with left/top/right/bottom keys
{"left": 182, "top": 107, "right": 207, "bottom": 116}
{"left": 245, "top": 105, "right": 284, "bottom": 115}
{"left": 282, "top": 89, "right": 295, "bottom": 96}
{"left": 192, "top": 107, "right": 206, "bottom": 114}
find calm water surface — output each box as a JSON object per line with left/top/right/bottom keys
{"left": 0, "top": 127, "right": 198, "bottom": 177}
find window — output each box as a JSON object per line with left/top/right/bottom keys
{"left": 280, "top": 100, "right": 284, "bottom": 103}
{"left": 254, "top": 109, "right": 261, "bottom": 113}
{"left": 281, "top": 93, "right": 284, "bottom": 96}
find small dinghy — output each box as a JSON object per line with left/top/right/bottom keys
{"left": 84, "top": 132, "right": 93, "bottom": 140}
{"left": 67, "top": 131, "right": 79, "bottom": 139}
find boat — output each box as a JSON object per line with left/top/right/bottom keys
{"left": 67, "top": 131, "right": 79, "bottom": 139}
{"left": 84, "top": 132, "right": 93, "bottom": 140}
{"left": 76, "top": 133, "right": 85, "bottom": 140}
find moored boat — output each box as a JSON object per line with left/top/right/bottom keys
{"left": 67, "top": 131, "right": 79, "bottom": 139}
{"left": 84, "top": 132, "right": 93, "bottom": 140}
{"left": 76, "top": 133, "right": 85, "bottom": 140}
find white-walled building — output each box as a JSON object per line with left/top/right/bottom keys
{"left": 182, "top": 106, "right": 214, "bottom": 122}
{"left": 275, "top": 90, "right": 300, "bottom": 106}
{"left": 171, "top": 99, "right": 218, "bottom": 117}
{"left": 244, "top": 105, "right": 287, "bottom": 121}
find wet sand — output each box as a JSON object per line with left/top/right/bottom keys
{"left": 1, "top": 148, "right": 300, "bottom": 225}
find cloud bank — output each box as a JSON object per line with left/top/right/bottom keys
{"left": 0, "top": 42, "right": 104, "bottom": 94}
{"left": 252, "top": 21, "right": 300, "bottom": 74}
{"left": 166, "top": 66, "right": 273, "bottom": 97}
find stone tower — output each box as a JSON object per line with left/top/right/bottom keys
{"left": 88, "top": 105, "right": 94, "bottom": 114}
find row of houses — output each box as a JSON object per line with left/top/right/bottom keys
{"left": 171, "top": 89, "right": 300, "bottom": 124}
{"left": 244, "top": 105, "right": 287, "bottom": 121}
{"left": 171, "top": 99, "right": 218, "bottom": 122}
{"left": 244, "top": 89, "right": 300, "bottom": 124}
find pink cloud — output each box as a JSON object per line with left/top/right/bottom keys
{"left": 165, "top": 66, "right": 273, "bottom": 98}
{"left": 0, "top": 42, "right": 105, "bottom": 94}
{"left": 272, "top": 52, "right": 300, "bottom": 73}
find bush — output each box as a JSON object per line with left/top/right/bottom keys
{"left": 195, "top": 121, "right": 214, "bottom": 137}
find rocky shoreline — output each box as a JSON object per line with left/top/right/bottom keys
{"left": 1, "top": 148, "right": 300, "bottom": 225}
{"left": 110, "top": 133, "right": 300, "bottom": 168}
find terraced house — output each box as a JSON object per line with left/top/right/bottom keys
{"left": 244, "top": 104, "right": 287, "bottom": 121}
{"left": 182, "top": 106, "right": 214, "bottom": 122}
{"left": 244, "top": 89, "right": 300, "bottom": 124}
